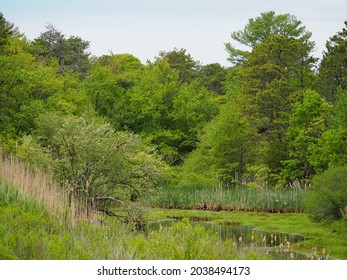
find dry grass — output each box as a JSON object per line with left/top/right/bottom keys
{"left": 0, "top": 156, "right": 99, "bottom": 226}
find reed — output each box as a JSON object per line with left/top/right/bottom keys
{"left": 145, "top": 185, "right": 307, "bottom": 213}
{"left": 0, "top": 156, "right": 99, "bottom": 225}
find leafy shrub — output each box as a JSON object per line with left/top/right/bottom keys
{"left": 305, "top": 165, "right": 347, "bottom": 221}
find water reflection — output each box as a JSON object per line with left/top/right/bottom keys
{"left": 148, "top": 219, "right": 329, "bottom": 260}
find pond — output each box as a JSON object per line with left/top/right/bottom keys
{"left": 148, "top": 219, "right": 329, "bottom": 260}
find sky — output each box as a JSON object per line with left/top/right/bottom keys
{"left": 1, "top": 0, "right": 346, "bottom": 66}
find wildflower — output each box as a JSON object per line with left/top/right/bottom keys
{"left": 262, "top": 235, "right": 266, "bottom": 245}
{"left": 312, "top": 246, "right": 317, "bottom": 256}
{"left": 239, "top": 236, "right": 242, "bottom": 243}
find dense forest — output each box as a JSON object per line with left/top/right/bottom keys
{"left": 0, "top": 10, "right": 346, "bottom": 224}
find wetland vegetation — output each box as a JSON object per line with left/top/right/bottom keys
{"left": 0, "top": 11, "right": 346, "bottom": 260}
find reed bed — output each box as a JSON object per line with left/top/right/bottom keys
{"left": 145, "top": 185, "right": 307, "bottom": 213}
{"left": 0, "top": 156, "right": 98, "bottom": 225}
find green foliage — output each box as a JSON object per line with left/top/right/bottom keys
{"left": 200, "top": 63, "right": 227, "bottom": 95}
{"left": 318, "top": 21, "right": 347, "bottom": 103}
{"left": 305, "top": 165, "right": 347, "bottom": 222}
{"left": 96, "top": 53, "right": 143, "bottom": 89}
{"left": 281, "top": 90, "right": 330, "bottom": 181}
{"left": 35, "top": 114, "right": 167, "bottom": 202}
{"left": 0, "top": 184, "right": 241, "bottom": 260}
{"left": 154, "top": 48, "right": 200, "bottom": 84}
{"left": 87, "top": 58, "right": 219, "bottom": 165}
{"left": 15, "top": 135, "right": 51, "bottom": 168}
{"left": 0, "top": 12, "right": 18, "bottom": 52}
{"left": 0, "top": 36, "right": 44, "bottom": 137}
{"left": 32, "top": 24, "right": 91, "bottom": 77}
{"left": 229, "top": 33, "right": 317, "bottom": 183}
{"left": 142, "top": 219, "right": 236, "bottom": 259}
{"left": 171, "top": 81, "right": 218, "bottom": 155}
{"left": 83, "top": 64, "right": 126, "bottom": 123}
{"left": 0, "top": 30, "right": 90, "bottom": 148}
{"left": 309, "top": 89, "right": 347, "bottom": 171}
{"left": 0, "top": 10, "right": 347, "bottom": 226}
{"left": 225, "top": 11, "right": 313, "bottom": 64}
{"left": 182, "top": 101, "right": 251, "bottom": 186}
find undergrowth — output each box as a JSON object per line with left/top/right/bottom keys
{"left": 0, "top": 182, "right": 252, "bottom": 260}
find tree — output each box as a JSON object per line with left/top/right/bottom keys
{"left": 35, "top": 114, "right": 167, "bottom": 214}
{"left": 309, "top": 89, "right": 347, "bottom": 171}
{"left": 171, "top": 80, "right": 218, "bottom": 156}
{"left": 154, "top": 48, "right": 200, "bottom": 83}
{"left": 124, "top": 60, "right": 180, "bottom": 133}
{"left": 0, "top": 12, "right": 18, "bottom": 52}
{"left": 318, "top": 21, "right": 347, "bottom": 103}
{"left": 231, "top": 35, "right": 316, "bottom": 182}
{"left": 33, "top": 24, "right": 91, "bottom": 77}
{"left": 83, "top": 64, "right": 126, "bottom": 126}
{"left": 96, "top": 53, "right": 143, "bottom": 89}
{"left": 0, "top": 34, "right": 64, "bottom": 142}
{"left": 182, "top": 101, "right": 252, "bottom": 186}
{"left": 225, "top": 11, "right": 313, "bottom": 65}
{"left": 281, "top": 90, "right": 330, "bottom": 183}
{"left": 84, "top": 54, "right": 144, "bottom": 129}
{"left": 199, "top": 63, "right": 227, "bottom": 95}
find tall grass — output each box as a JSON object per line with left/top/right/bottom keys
{"left": 145, "top": 185, "right": 307, "bottom": 213}
{"left": 0, "top": 155, "right": 308, "bottom": 260}
{"left": 0, "top": 156, "right": 98, "bottom": 225}
{"left": 0, "top": 183, "right": 251, "bottom": 260}
{"left": 0, "top": 156, "right": 253, "bottom": 260}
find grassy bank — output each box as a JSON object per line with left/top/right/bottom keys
{"left": 144, "top": 185, "right": 307, "bottom": 213}
{"left": 1, "top": 157, "right": 345, "bottom": 260}
{"left": 1, "top": 181, "right": 346, "bottom": 260}
{"left": 0, "top": 182, "right": 258, "bottom": 260}
{"left": 143, "top": 208, "right": 347, "bottom": 259}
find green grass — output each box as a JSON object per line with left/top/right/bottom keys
{"left": 143, "top": 208, "right": 347, "bottom": 259}
{"left": 1, "top": 175, "right": 345, "bottom": 260}
{"left": 144, "top": 185, "right": 307, "bottom": 213}
{"left": 0, "top": 182, "right": 255, "bottom": 260}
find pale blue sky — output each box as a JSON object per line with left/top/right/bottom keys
{"left": 1, "top": 0, "right": 346, "bottom": 66}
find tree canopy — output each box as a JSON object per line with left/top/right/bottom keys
{"left": 0, "top": 10, "right": 346, "bottom": 200}
{"left": 225, "top": 11, "right": 314, "bottom": 65}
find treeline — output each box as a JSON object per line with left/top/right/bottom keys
{"left": 0, "top": 11, "right": 346, "bottom": 200}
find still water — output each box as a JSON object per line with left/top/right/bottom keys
{"left": 149, "top": 219, "right": 327, "bottom": 260}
